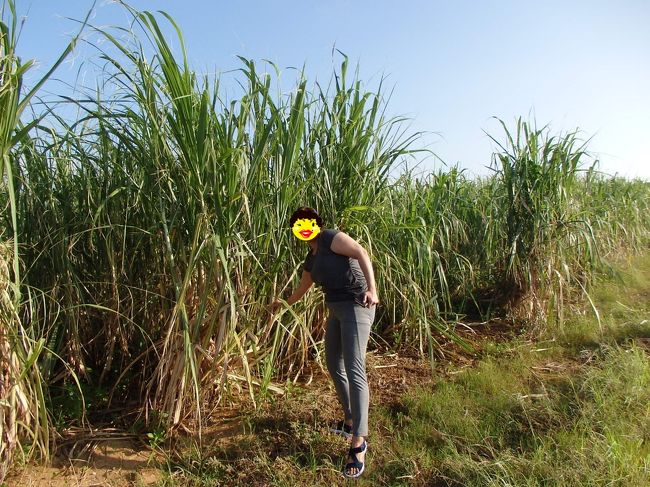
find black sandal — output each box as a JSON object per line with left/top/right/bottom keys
{"left": 329, "top": 419, "right": 353, "bottom": 439}
{"left": 343, "top": 440, "right": 367, "bottom": 479}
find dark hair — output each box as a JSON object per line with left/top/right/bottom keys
{"left": 289, "top": 207, "right": 324, "bottom": 228}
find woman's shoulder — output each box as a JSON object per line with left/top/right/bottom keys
{"left": 320, "top": 228, "right": 339, "bottom": 239}
{"left": 319, "top": 228, "right": 340, "bottom": 246}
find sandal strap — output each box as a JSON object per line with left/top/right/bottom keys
{"left": 349, "top": 441, "right": 367, "bottom": 455}
{"left": 344, "top": 442, "right": 366, "bottom": 477}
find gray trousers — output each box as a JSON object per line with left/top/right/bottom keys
{"left": 324, "top": 300, "right": 375, "bottom": 438}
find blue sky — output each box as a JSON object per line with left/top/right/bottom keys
{"left": 11, "top": 0, "right": 650, "bottom": 179}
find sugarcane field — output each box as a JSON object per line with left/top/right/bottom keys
{"left": 1, "top": 1, "right": 649, "bottom": 486}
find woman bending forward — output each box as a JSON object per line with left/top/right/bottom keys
{"left": 273, "top": 206, "right": 379, "bottom": 479}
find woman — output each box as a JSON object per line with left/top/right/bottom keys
{"left": 272, "top": 206, "right": 379, "bottom": 479}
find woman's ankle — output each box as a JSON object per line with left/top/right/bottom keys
{"left": 351, "top": 435, "right": 365, "bottom": 447}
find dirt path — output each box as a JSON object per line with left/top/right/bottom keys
{"left": 7, "top": 439, "right": 160, "bottom": 486}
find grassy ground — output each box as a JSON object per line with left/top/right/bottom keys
{"left": 6, "top": 253, "right": 649, "bottom": 487}
{"left": 154, "top": 254, "right": 650, "bottom": 486}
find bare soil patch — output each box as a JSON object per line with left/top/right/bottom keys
{"left": 6, "top": 438, "right": 160, "bottom": 486}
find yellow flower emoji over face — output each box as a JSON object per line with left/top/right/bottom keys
{"left": 292, "top": 218, "right": 321, "bottom": 241}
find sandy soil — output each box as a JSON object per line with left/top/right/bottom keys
{"left": 6, "top": 438, "right": 161, "bottom": 486}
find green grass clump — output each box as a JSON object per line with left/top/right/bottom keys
{"left": 557, "top": 253, "right": 650, "bottom": 353}
{"left": 375, "top": 345, "right": 649, "bottom": 486}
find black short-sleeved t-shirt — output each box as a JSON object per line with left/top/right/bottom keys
{"left": 303, "top": 229, "right": 368, "bottom": 303}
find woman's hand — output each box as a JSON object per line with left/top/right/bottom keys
{"left": 269, "top": 299, "right": 283, "bottom": 314}
{"left": 362, "top": 289, "right": 379, "bottom": 308}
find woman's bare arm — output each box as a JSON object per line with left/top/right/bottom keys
{"left": 272, "top": 270, "right": 314, "bottom": 312}
{"left": 286, "top": 270, "right": 314, "bottom": 305}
